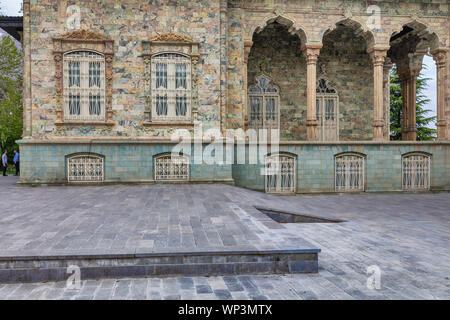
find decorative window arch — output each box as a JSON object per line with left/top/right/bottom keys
{"left": 53, "top": 30, "right": 114, "bottom": 126}
{"left": 335, "top": 153, "right": 364, "bottom": 192}
{"left": 67, "top": 154, "right": 104, "bottom": 183}
{"left": 316, "top": 78, "right": 339, "bottom": 141}
{"left": 142, "top": 33, "right": 200, "bottom": 125}
{"left": 154, "top": 154, "right": 189, "bottom": 181}
{"left": 402, "top": 153, "right": 431, "bottom": 191}
{"left": 248, "top": 75, "right": 280, "bottom": 130}
{"left": 63, "top": 51, "right": 106, "bottom": 121}
{"left": 265, "top": 154, "right": 296, "bottom": 194}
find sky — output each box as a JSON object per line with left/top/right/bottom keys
{"left": 0, "top": 0, "right": 437, "bottom": 126}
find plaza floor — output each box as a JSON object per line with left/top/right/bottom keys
{"left": 0, "top": 176, "right": 449, "bottom": 299}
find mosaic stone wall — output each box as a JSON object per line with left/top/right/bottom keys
{"left": 232, "top": 143, "right": 450, "bottom": 193}
{"left": 18, "top": 142, "right": 233, "bottom": 184}
{"left": 19, "top": 141, "right": 449, "bottom": 193}
{"left": 226, "top": 0, "right": 449, "bottom": 135}
{"left": 248, "top": 23, "right": 307, "bottom": 141}
{"left": 318, "top": 26, "right": 374, "bottom": 141}
{"left": 29, "top": 0, "right": 223, "bottom": 139}
{"left": 247, "top": 23, "right": 373, "bottom": 141}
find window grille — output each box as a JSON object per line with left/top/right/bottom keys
{"left": 265, "top": 155, "right": 296, "bottom": 193}
{"left": 335, "top": 155, "right": 364, "bottom": 191}
{"left": 155, "top": 155, "right": 189, "bottom": 181}
{"left": 402, "top": 154, "right": 430, "bottom": 190}
{"left": 151, "top": 53, "right": 191, "bottom": 121}
{"left": 316, "top": 78, "right": 339, "bottom": 141}
{"left": 63, "top": 51, "right": 106, "bottom": 121}
{"left": 68, "top": 155, "right": 104, "bottom": 182}
{"left": 248, "top": 75, "right": 280, "bottom": 131}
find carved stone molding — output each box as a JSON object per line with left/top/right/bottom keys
{"left": 53, "top": 30, "right": 115, "bottom": 127}
{"left": 302, "top": 43, "right": 322, "bottom": 65}
{"left": 244, "top": 41, "right": 253, "bottom": 64}
{"left": 431, "top": 48, "right": 448, "bottom": 69}
{"left": 368, "top": 47, "right": 389, "bottom": 67}
{"left": 149, "top": 32, "right": 194, "bottom": 43}
{"left": 60, "top": 30, "right": 109, "bottom": 41}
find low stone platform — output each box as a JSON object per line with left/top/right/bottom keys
{"left": 0, "top": 248, "right": 319, "bottom": 283}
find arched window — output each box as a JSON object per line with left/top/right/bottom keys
{"left": 265, "top": 154, "right": 296, "bottom": 194}
{"left": 316, "top": 78, "right": 339, "bottom": 141}
{"left": 248, "top": 75, "right": 280, "bottom": 130}
{"left": 63, "top": 51, "right": 106, "bottom": 121}
{"left": 402, "top": 153, "right": 430, "bottom": 190}
{"left": 155, "top": 154, "right": 189, "bottom": 181}
{"left": 67, "top": 154, "right": 104, "bottom": 182}
{"left": 335, "top": 154, "right": 364, "bottom": 191}
{"left": 151, "top": 53, "right": 192, "bottom": 121}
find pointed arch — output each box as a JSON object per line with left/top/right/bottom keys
{"left": 248, "top": 13, "right": 308, "bottom": 44}
{"left": 319, "top": 18, "right": 375, "bottom": 48}
{"left": 389, "top": 19, "right": 440, "bottom": 51}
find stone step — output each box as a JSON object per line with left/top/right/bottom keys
{"left": 0, "top": 249, "right": 320, "bottom": 284}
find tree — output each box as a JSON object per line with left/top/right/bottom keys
{"left": 390, "top": 65, "right": 437, "bottom": 141}
{"left": 0, "top": 35, "right": 23, "bottom": 158}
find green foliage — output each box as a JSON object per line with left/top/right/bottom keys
{"left": 0, "top": 35, "right": 23, "bottom": 160}
{"left": 390, "top": 65, "right": 437, "bottom": 141}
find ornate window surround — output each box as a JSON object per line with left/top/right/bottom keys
{"left": 142, "top": 33, "right": 200, "bottom": 127}
{"left": 53, "top": 30, "right": 114, "bottom": 126}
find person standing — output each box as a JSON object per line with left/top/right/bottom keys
{"left": 2, "top": 151, "right": 7, "bottom": 176}
{"left": 13, "top": 150, "right": 20, "bottom": 176}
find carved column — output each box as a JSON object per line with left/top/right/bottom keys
{"left": 431, "top": 48, "right": 448, "bottom": 141}
{"left": 368, "top": 47, "right": 389, "bottom": 141}
{"left": 53, "top": 53, "right": 63, "bottom": 124}
{"left": 22, "top": 0, "right": 32, "bottom": 138}
{"left": 243, "top": 41, "right": 253, "bottom": 130}
{"left": 303, "top": 44, "right": 322, "bottom": 141}
{"left": 398, "top": 70, "right": 410, "bottom": 140}
{"left": 383, "top": 58, "right": 393, "bottom": 141}
{"left": 105, "top": 53, "right": 114, "bottom": 124}
{"left": 397, "top": 51, "right": 425, "bottom": 141}
{"left": 219, "top": 0, "right": 228, "bottom": 133}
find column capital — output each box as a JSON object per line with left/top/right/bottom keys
{"left": 431, "top": 48, "right": 448, "bottom": 69}
{"left": 367, "top": 46, "right": 389, "bottom": 67}
{"left": 383, "top": 57, "right": 393, "bottom": 71}
{"left": 244, "top": 41, "right": 253, "bottom": 64}
{"left": 302, "top": 43, "right": 322, "bottom": 64}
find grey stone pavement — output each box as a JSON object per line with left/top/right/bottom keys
{"left": 0, "top": 176, "right": 449, "bottom": 299}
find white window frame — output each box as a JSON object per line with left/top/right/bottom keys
{"left": 316, "top": 78, "right": 339, "bottom": 141}
{"left": 67, "top": 154, "right": 104, "bottom": 183}
{"left": 151, "top": 53, "right": 192, "bottom": 122}
{"left": 248, "top": 74, "right": 280, "bottom": 131}
{"left": 154, "top": 154, "right": 189, "bottom": 181}
{"left": 63, "top": 51, "right": 106, "bottom": 122}
{"left": 402, "top": 153, "right": 431, "bottom": 191}
{"left": 335, "top": 154, "right": 365, "bottom": 192}
{"left": 265, "top": 154, "right": 296, "bottom": 194}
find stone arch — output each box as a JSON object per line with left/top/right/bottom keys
{"left": 248, "top": 13, "right": 308, "bottom": 44}
{"left": 319, "top": 18, "right": 375, "bottom": 48}
{"left": 389, "top": 19, "right": 441, "bottom": 51}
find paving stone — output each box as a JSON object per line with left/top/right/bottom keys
{"left": 0, "top": 179, "right": 449, "bottom": 300}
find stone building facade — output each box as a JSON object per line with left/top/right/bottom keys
{"left": 18, "top": 0, "right": 449, "bottom": 193}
